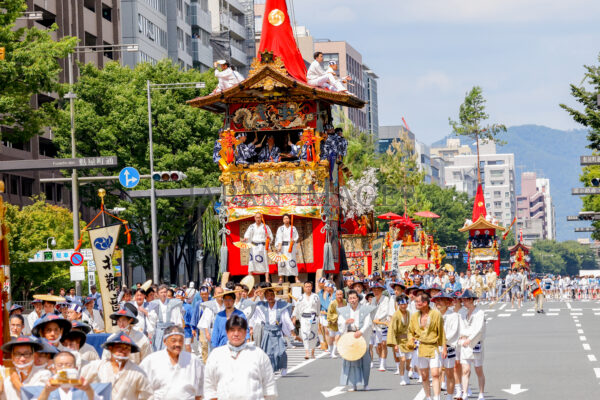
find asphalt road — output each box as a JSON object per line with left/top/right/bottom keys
{"left": 276, "top": 299, "right": 600, "bottom": 399}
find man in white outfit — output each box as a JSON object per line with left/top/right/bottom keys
{"left": 275, "top": 214, "right": 300, "bottom": 283}
{"left": 243, "top": 213, "right": 274, "bottom": 283}
{"left": 458, "top": 290, "right": 486, "bottom": 400}
{"left": 306, "top": 52, "right": 348, "bottom": 92}
{"left": 141, "top": 325, "right": 204, "bottom": 399}
{"left": 213, "top": 60, "right": 243, "bottom": 93}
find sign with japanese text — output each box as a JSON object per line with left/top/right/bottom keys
{"left": 391, "top": 241, "right": 403, "bottom": 271}
{"left": 371, "top": 238, "right": 384, "bottom": 275}
{"left": 88, "top": 225, "right": 121, "bottom": 333}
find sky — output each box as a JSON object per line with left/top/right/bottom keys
{"left": 291, "top": 0, "right": 600, "bottom": 145}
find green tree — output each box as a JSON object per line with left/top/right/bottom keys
{"left": 0, "top": 0, "right": 77, "bottom": 142}
{"left": 414, "top": 184, "right": 471, "bottom": 247}
{"left": 529, "top": 240, "right": 595, "bottom": 276}
{"left": 377, "top": 129, "right": 425, "bottom": 214}
{"left": 559, "top": 55, "right": 600, "bottom": 150}
{"left": 52, "top": 60, "right": 221, "bottom": 282}
{"left": 334, "top": 108, "right": 377, "bottom": 178}
{"left": 449, "top": 86, "right": 506, "bottom": 181}
{"left": 4, "top": 197, "right": 90, "bottom": 300}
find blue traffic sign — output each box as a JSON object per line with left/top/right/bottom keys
{"left": 119, "top": 167, "right": 140, "bottom": 188}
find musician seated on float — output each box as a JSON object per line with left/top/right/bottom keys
{"left": 235, "top": 132, "right": 258, "bottom": 165}
{"left": 325, "top": 60, "right": 352, "bottom": 93}
{"left": 307, "top": 52, "right": 349, "bottom": 93}
{"left": 257, "top": 135, "right": 281, "bottom": 163}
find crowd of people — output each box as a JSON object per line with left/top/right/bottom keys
{"left": 3, "top": 264, "right": 593, "bottom": 400}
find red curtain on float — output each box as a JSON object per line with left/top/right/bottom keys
{"left": 226, "top": 216, "right": 336, "bottom": 275}
{"left": 258, "top": 0, "right": 307, "bottom": 82}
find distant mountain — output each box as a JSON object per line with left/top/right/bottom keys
{"left": 431, "top": 125, "right": 591, "bottom": 242}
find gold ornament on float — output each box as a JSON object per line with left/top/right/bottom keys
{"left": 268, "top": 9, "right": 285, "bottom": 26}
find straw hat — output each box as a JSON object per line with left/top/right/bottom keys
{"left": 337, "top": 332, "right": 367, "bottom": 361}
{"left": 240, "top": 275, "right": 255, "bottom": 291}
{"left": 33, "top": 294, "right": 66, "bottom": 303}
{"left": 213, "top": 289, "right": 244, "bottom": 298}
{"left": 140, "top": 280, "right": 152, "bottom": 292}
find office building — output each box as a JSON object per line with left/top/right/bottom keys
{"left": 516, "top": 172, "right": 555, "bottom": 244}
{"left": 208, "top": 0, "right": 253, "bottom": 74}
{"left": 1, "top": 0, "right": 122, "bottom": 209}
{"left": 121, "top": 0, "right": 213, "bottom": 70}
{"left": 363, "top": 65, "right": 379, "bottom": 136}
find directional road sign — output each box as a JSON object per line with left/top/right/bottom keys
{"left": 575, "top": 227, "right": 595, "bottom": 232}
{"left": 572, "top": 187, "right": 600, "bottom": 195}
{"left": 0, "top": 156, "right": 117, "bottom": 172}
{"left": 119, "top": 167, "right": 140, "bottom": 188}
{"left": 70, "top": 252, "right": 84, "bottom": 266}
{"left": 580, "top": 155, "right": 600, "bottom": 165}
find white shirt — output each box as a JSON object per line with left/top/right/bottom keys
{"left": 307, "top": 60, "right": 326, "bottom": 82}
{"left": 338, "top": 305, "right": 373, "bottom": 344}
{"left": 458, "top": 306, "right": 486, "bottom": 358}
{"left": 148, "top": 299, "right": 184, "bottom": 338}
{"left": 215, "top": 67, "right": 239, "bottom": 90}
{"left": 4, "top": 365, "right": 51, "bottom": 400}
{"left": 292, "top": 293, "right": 320, "bottom": 317}
{"left": 371, "top": 296, "right": 392, "bottom": 327}
{"left": 140, "top": 349, "right": 204, "bottom": 400}
{"left": 198, "top": 301, "right": 225, "bottom": 331}
{"left": 204, "top": 344, "right": 277, "bottom": 400}
{"left": 27, "top": 310, "right": 43, "bottom": 332}
{"left": 250, "top": 304, "right": 294, "bottom": 336}
{"left": 82, "top": 308, "right": 105, "bottom": 332}
{"left": 443, "top": 309, "right": 460, "bottom": 347}
{"left": 244, "top": 223, "right": 273, "bottom": 245}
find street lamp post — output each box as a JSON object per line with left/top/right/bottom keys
{"left": 46, "top": 237, "right": 56, "bottom": 250}
{"left": 67, "top": 44, "right": 138, "bottom": 296}
{"left": 146, "top": 81, "right": 205, "bottom": 284}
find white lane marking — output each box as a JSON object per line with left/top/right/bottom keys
{"left": 589, "top": 355, "right": 597, "bottom": 362}
{"left": 498, "top": 313, "right": 511, "bottom": 317}
{"left": 595, "top": 368, "right": 600, "bottom": 378}
{"left": 522, "top": 313, "right": 535, "bottom": 317}
{"left": 499, "top": 304, "right": 507, "bottom": 310}
{"left": 526, "top": 308, "right": 534, "bottom": 312}
{"left": 549, "top": 308, "right": 561, "bottom": 311}
{"left": 412, "top": 388, "right": 426, "bottom": 400}
{"left": 547, "top": 313, "right": 559, "bottom": 316}
{"left": 595, "top": 313, "right": 600, "bottom": 316}
{"left": 581, "top": 336, "right": 588, "bottom": 341}
{"left": 567, "top": 302, "right": 573, "bottom": 310}
{"left": 571, "top": 308, "right": 582, "bottom": 311}
{"left": 506, "top": 309, "right": 517, "bottom": 312}
{"left": 484, "top": 310, "right": 495, "bottom": 313}
{"left": 592, "top": 308, "right": 600, "bottom": 311}
{"left": 486, "top": 318, "right": 493, "bottom": 321}
{"left": 584, "top": 344, "right": 592, "bottom": 351}
{"left": 282, "top": 350, "right": 328, "bottom": 378}
{"left": 321, "top": 386, "right": 346, "bottom": 398}
{"left": 578, "top": 329, "right": 585, "bottom": 334}
{"left": 576, "top": 324, "right": 582, "bottom": 327}
{"left": 571, "top": 313, "right": 583, "bottom": 316}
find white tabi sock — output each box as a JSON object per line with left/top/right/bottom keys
{"left": 331, "top": 344, "right": 337, "bottom": 356}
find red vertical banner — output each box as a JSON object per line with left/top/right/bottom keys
{"left": 258, "top": 0, "right": 307, "bottom": 82}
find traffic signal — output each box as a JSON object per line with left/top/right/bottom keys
{"left": 152, "top": 171, "right": 187, "bottom": 182}
{"left": 592, "top": 178, "right": 600, "bottom": 187}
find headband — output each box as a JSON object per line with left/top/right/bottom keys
{"left": 397, "top": 297, "right": 409, "bottom": 305}
{"left": 163, "top": 331, "right": 185, "bottom": 341}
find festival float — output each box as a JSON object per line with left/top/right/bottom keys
{"left": 459, "top": 185, "right": 505, "bottom": 274}
{"left": 187, "top": 0, "right": 365, "bottom": 278}
{"left": 509, "top": 230, "right": 530, "bottom": 270}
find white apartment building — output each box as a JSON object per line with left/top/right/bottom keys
{"left": 437, "top": 140, "right": 516, "bottom": 227}
{"left": 536, "top": 177, "right": 556, "bottom": 240}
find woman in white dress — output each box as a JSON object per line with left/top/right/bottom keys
{"left": 243, "top": 213, "right": 274, "bottom": 283}
{"left": 275, "top": 214, "right": 300, "bottom": 284}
